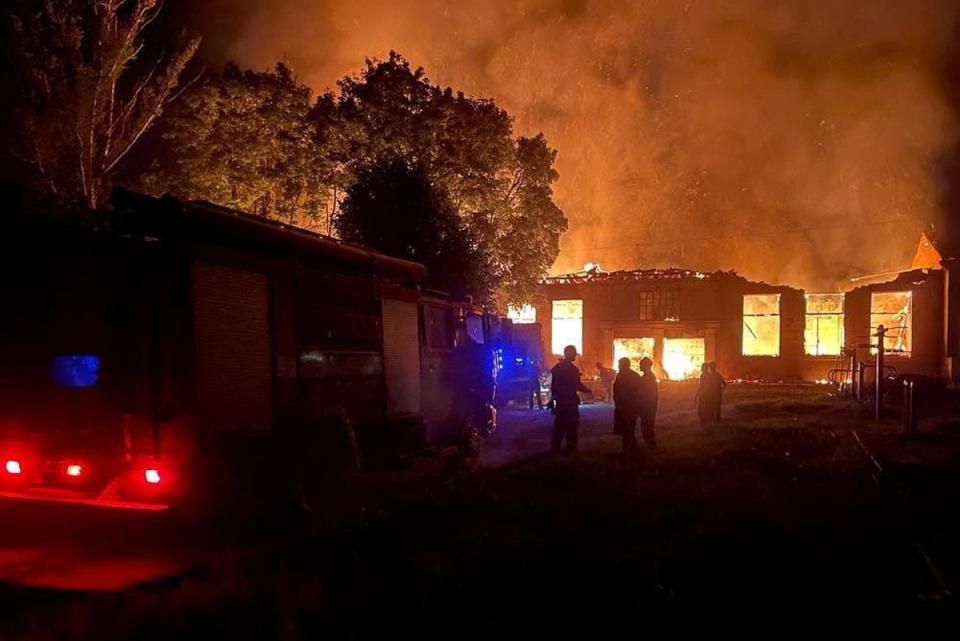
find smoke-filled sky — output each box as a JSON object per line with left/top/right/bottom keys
{"left": 168, "top": 0, "right": 960, "bottom": 289}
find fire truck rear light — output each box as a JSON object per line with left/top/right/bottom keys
{"left": 65, "top": 464, "right": 83, "bottom": 477}
{"left": 144, "top": 469, "right": 161, "bottom": 484}
{"left": 5, "top": 460, "right": 22, "bottom": 475}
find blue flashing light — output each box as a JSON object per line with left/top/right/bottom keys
{"left": 494, "top": 348, "right": 505, "bottom": 373}
{"left": 53, "top": 355, "right": 101, "bottom": 388}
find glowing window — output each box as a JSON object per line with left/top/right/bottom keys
{"left": 870, "top": 291, "right": 911, "bottom": 355}
{"left": 742, "top": 294, "right": 780, "bottom": 356}
{"left": 612, "top": 337, "right": 654, "bottom": 372}
{"left": 663, "top": 337, "right": 705, "bottom": 380}
{"left": 804, "top": 294, "right": 844, "bottom": 356}
{"left": 551, "top": 299, "right": 583, "bottom": 355}
{"left": 507, "top": 304, "right": 536, "bottom": 324}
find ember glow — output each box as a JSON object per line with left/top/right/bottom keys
{"left": 612, "top": 337, "right": 654, "bottom": 372}
{"left": 662, "top": 337, "right": 705, "bottom": 381}
{"left": 742, "top": 294, "right": 781, "bottom": 357}
{"left": 179, "top": 0, "right": 960, "bottom": 289}
{"left": 550, "top": 299, "right": 583, "bottom": 355}
{"left": 870, "top": 290, "right": 913, "bottom": 354}
{"left": 804, "top": 293, "right": 844, "bottom": 356}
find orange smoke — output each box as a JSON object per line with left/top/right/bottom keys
{"left": 191, "top": 0, "right": 960, "bottom": 290}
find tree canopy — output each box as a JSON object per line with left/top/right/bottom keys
{"left": 336, "top": 159, "right": 494, "bottom": 301}
{"left": 2, "top": 0, "right": 199, "bottom": 210}
{"left": 143, "top": 62, "right": 338, "bottom": 230}
{"left": 144, "top": 52, "right": 566, "bottom": 304}
{"left": 334, "top": 53, "right": 567, "bottom": 304}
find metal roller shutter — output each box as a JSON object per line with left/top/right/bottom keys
{"left": 381, "top": 298, "right": 421, "bottom": 417}
{"left": 192, "top": 262, "right": 272, "bottom": 431}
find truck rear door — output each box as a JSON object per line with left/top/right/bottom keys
{"left": 192, "top": 262, "right": 272, "bottom": 432}
{"left": 381, "top": 298, "right": 422, "bottom": 418}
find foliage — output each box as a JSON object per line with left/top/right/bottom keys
{"left": 142, "top": 62, "right": 339, "bottom": 230}
{"left": 3, "top": 0, "right": 199, "bottom": 210}
{"left": 335, "top": 159, "right": 494, "bottom": 301}
{"left": 334, "top": 53, "right": 568, "bottom": 305}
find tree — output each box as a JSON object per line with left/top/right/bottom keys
{"left": 335, "top": 53, "right": 567, "bottom": 304}
{"left": 487, "top": 134, "right": 567, "bottom": 303}
{"left": 142, "top": 62, "right": 340, "bottom": 229}
{"left": 335, "top": 159, "right": 495, "bottom": 301}
{"left": 3, "top": 0, "right": 200, "bottom": 210}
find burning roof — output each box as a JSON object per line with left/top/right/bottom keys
{"left": 542, "top": 266, "right": 742, "bottom": 286}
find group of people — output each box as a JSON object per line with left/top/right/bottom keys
{"left": 549, "top": 345, "right": 659, "bottom": 454}
{"left": 611, "top": 355, "right": 659, "bottom": 450}
{"left": 695, "top": 362, "right": 726, "bottom": 425}
{"left": 546, "top": 347, "right": 728, "bottom": 454}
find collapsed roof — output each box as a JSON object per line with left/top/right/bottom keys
{"left": 541, "top": 266, "right": 743, "bottom": 286}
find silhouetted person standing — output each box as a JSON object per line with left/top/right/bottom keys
{"left": 550, "top": 345, "right": 591, "bottom": 453}
{"left": 637, "top": 357, "right": 658, "bottom": 448}
{"left": 528, "top": 360, "right": 544, "bottom": 410}
{"left": 595, "top": 361, "right": 616, "bottom": 402}
{"left": 695, "top": 362, "right": 717, "bottom": 426}
{"left": 709, "top": 362, "right": 726, "bottom": 421}
{"left": 613, "top": 357, "right": 642, "bottom": 450}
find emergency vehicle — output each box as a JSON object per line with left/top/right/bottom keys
{"left": 0, "top": 191, "right": 500, "bottom": 511}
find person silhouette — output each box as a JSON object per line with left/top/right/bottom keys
{"left": 695, "top": 362, "right": 716, "bottom": 426}
{"left": 637, "top": 357, "right": 659, "bottom": 448}
{"left": 709, "top": 362, "right": 726, "bottom": 421}
{"left": 613, "top": 357, "right": 642, "bottom": 450}
{"left": 550, "top": 345, "right": 591, "bottom": 453}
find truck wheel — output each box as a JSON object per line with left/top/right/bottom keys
{"left": 457, "top": 424, "right": 482, "bottom": 469}
{"left": 291, "top": 414, "right": 358, "bottom": 518}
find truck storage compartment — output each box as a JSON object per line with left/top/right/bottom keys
{"left": 192, "top": 262, "right": 272, "bottom": 432}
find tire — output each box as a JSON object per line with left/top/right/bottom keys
{"left": 291, "top": 414, "right": 358, "bottom": 518}
{"left": 456, "top": 423, "right": 482, "bottom": 469}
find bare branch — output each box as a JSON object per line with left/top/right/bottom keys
{"left": 6, "top": 0, "right": 199, "bottom": 208}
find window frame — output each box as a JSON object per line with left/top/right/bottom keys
{"left": 742, "top": 293, "right": 781, "bottom": 357}
{"left": 424, "top": 304, "right": 453, "bottom": 352}
{"left": 869, "top": 290, "right": 912, "bottom": 357}
{"left": 638, "top": 289, "right": 679, "bottom": 321}
{"left": 804, "top": 293, "right": 844, "bottom": 357}
{"left": 551, "top": 299, "right": 584, "bottom": 356}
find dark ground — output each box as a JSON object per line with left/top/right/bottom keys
{"left": 2, "top": 383, "right": 959, "bottom": 638}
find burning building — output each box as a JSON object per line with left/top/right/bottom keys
{"left": 517, "top": 233, "right": 955, "bottom": 383}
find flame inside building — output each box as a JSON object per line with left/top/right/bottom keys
{"left": 525, "top": 230, "right": 956, "bottom": 385}
{"left": 612, "top": 337, "right": 653, "bottom": 372}
{"left": 662, "top": 338, "right": 706, "bottom": 381}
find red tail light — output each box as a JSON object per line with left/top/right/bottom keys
{"left": 144, "top": 468, "right": 161, "bottom": 484}
{"left": 65, "top": 464, "right": 83, "bottom": 477}
{"left": 4, "top": 460, "right": 22, "bottom": 475}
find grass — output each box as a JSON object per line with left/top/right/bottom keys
{"left": 3, "top": 384, "right": 958, "bottom": 638}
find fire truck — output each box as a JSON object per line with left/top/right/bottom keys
{"left": 490, "top": 322, "right": 547, "bottom": 409}
{"left": 0, "top": 191, "right": 500, "bottom": 511}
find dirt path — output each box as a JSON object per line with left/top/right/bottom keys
{"left": 481, "top": 382, "right": 698, "bottom": 467}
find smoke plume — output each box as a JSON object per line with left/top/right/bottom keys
{"left": 173, "top": 0, "right": 960, "bottom": 289}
